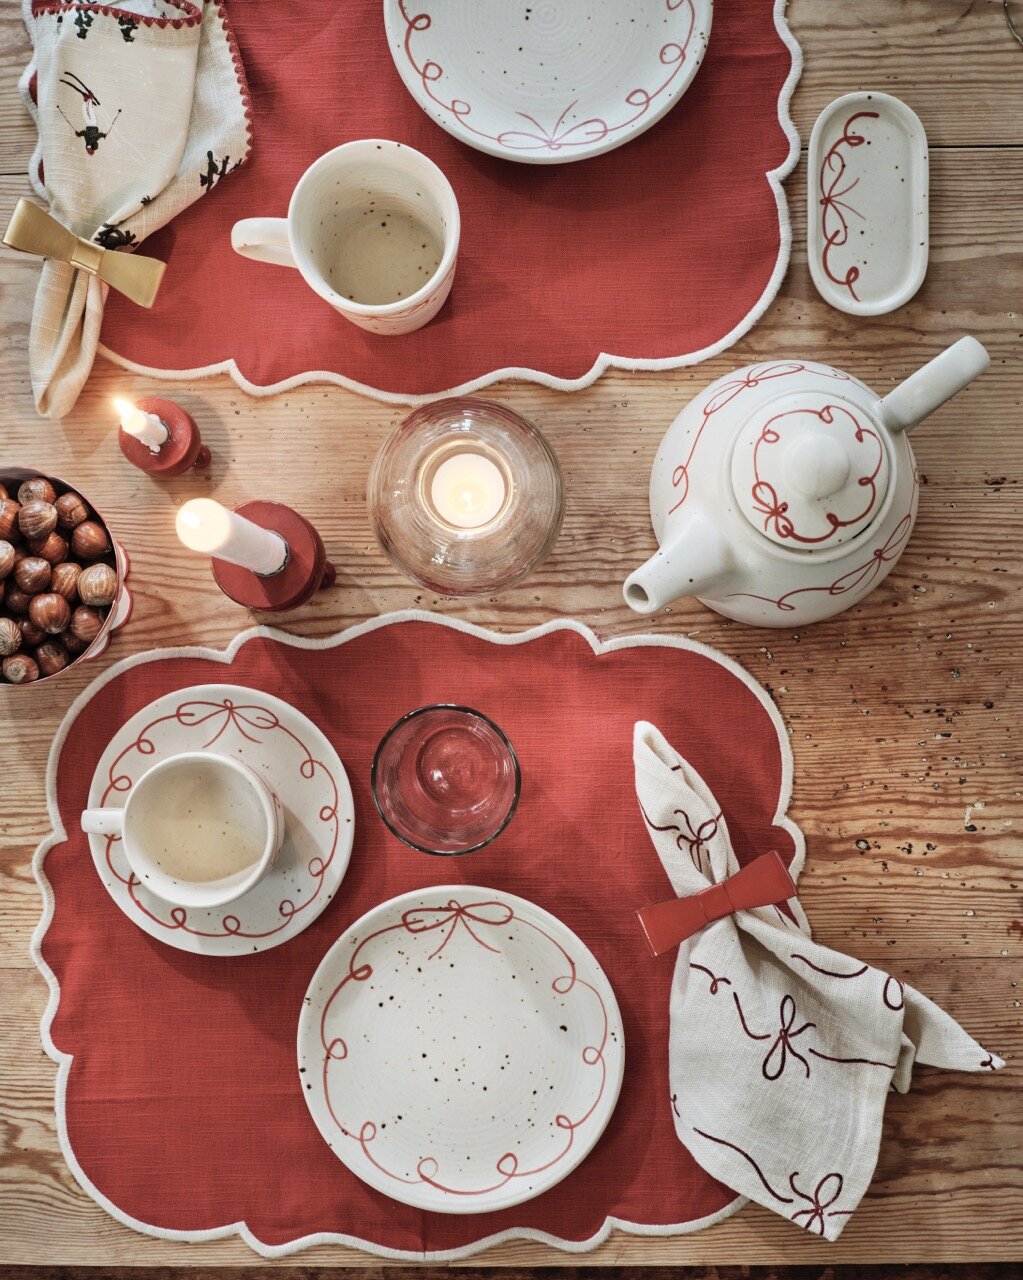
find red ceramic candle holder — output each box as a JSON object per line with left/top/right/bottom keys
{"left": 118, "top": 397, "right": 211, "bottom": 477}
{"left": 211, "top": 500, "right": 335, "bottom": 613}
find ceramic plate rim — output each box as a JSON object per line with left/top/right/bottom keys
{"left": 382, "top": 0, "right": 714, "bottom": 165}
{"left": 297, "top": 883, "right": 626, "bottom": 1213}
{"left": 85, "top": 683, "right": 355, "bottom": 956}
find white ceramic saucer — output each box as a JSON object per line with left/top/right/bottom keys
{"left": 86, "top": 685, "right": 354, "bottom": 956}
{"left": 298, "top": 885, "right": 625, "bottom": 1212}
{"left": 384, "top": 0, "right": 712, "bottom": 164}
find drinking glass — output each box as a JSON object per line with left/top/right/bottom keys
{"left": 371, "top": 705, "right": 520, "bottom": 855}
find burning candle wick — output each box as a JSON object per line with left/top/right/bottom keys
{"left": 115, "top": 397, "right": 170, "bottom": 454}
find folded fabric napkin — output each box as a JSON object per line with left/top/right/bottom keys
{"left": 634, "top": 721, "right": 1003, "bottom": 1239}
{"left": 17, "top": 0, "right": 251, "bottom": 418}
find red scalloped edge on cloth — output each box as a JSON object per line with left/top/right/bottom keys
{"left": 96, "top": 0, "right": 804, "bottom": 406}
{"left": 214, "top": 1, "right": 254, "bottom": 166}
{"left": 30, "top": 614, "right": 805, "bottom": 1261}
{"left": 30, "top": 0, "right": 203, "bottom": 28}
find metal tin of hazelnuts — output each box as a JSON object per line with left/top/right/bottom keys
{"left": 0, "top": 468, "right": 132, "bottom": 689}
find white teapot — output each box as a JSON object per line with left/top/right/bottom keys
{"left": 623, "top": 338, "right": 989, "bottom": 627}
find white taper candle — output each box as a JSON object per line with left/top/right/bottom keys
{"left": 175, "top": 498, "right": 289, "bottom": 577}
{"left": 115, "top": 397, "right": 170, "bottom": 453}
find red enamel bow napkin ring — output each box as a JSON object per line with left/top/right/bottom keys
{"left": 636, "top": 850, "right": 796, "bottom": 956}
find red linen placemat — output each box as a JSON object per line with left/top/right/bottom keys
{"left": 34, "top": 615, "right": 803, "bottom": 1259}
{"left": 97, "top": 0, "right": 800, "bottom": 401}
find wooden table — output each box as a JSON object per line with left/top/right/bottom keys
{"left": 1, "top": 0, "right": 1020, "bottom": 1268}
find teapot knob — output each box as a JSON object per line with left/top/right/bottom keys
{"left": 784, "top": 434, "right": 851, "bottom": 499}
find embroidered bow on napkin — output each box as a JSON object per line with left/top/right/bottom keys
{"left": 633, "top": 722, "right": 1003, "bottom": 1240}
{"left": 13, "top": 1, "right": 251, "bottom": 418}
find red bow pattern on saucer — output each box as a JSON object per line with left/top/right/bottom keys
{"left": 633, "top": 721, "right": 1003, "bottom": 1240}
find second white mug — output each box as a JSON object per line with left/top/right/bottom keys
{"left": 231, "top": 139, "right": 460, "bottom": 336}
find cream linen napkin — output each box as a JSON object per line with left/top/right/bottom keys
{"left": 634, "top": 721, "right": 1003, "bottom": 1239}
{"left": 18, "top": 0, "right": 251, "bottom": 418}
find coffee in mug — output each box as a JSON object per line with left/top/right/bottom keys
{"left": 81, "top": 751, "right": 285, "bottom": 909}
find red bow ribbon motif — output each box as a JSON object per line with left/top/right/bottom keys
{"left": 636, "top": 850, "right": 796, "bottom": 956}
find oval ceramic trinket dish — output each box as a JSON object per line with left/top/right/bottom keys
{"left": 384, "top": 0, "right": 712, "bottom": 164}
{"left": 807, "top": 91, "right": 929, "bottom": 316}
{"left": 299, "top": 885, "right": 625, "bottom": 1212}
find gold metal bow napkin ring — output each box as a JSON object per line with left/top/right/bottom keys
{"left": 3, "top": 198, "right": 165, "bottom": 309}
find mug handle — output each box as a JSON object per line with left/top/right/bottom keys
{"left": 81, "top": 807, "right": 125, "bottom": 837}
{"left": 231, "top": 218, "right": 296, "bottom": 269}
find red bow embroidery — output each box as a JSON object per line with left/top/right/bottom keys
{"left": 636, "top": 850, "right": 796, "bottom": 956}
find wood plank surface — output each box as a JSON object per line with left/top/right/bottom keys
{"left": 0, "top": 0, "right": 1020, "bottom": 1268}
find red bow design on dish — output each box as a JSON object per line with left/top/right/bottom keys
{"left": 636, "top": 850, "right": 796, "bottom": 956}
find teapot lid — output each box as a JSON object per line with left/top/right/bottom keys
{"left": 731, "top": 392, "right": 890, "bottom": 550}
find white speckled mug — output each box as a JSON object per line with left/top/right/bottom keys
{"left": 231, "top": 139, "right": 460, "bottom": 336}
{"left": 81, "top": 752, "right": 285, "bottom": 910}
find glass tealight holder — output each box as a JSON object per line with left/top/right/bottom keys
{"left": 371, "top": 705, "right": 521, "bottom": 856}
{"left": 367, "top": 397, "right": 563, "bottom": 596}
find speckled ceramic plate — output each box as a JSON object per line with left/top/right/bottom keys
{"left": 298, "top": 885, "right": 625, "bottom": 1212}
{"left": 86, "top": 685, "right": 355, "bottom": 956}
{"left": 383, "top": 0, "right": 713, "bottom": 164}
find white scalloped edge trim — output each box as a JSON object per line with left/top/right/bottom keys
{"left": 95, "top": 0, "right": 804, "bottom": 407}
{"left": 31, "top": 610, "right": 807, "bottom": 1260}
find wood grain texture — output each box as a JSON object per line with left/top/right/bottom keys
{"left": 0, "top": 0, "right": 1021, "bottom": 1268}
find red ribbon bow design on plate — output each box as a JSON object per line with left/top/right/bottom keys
{"left": 636, "top": 850, "right": 796, "bottom": 957}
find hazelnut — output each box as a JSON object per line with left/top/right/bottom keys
{"left": 35, "top": 641, "right": 70, "bottom": 678}
{"left": 3, "top": 653, "right": 39, "bottom": 684}
{"left": 71, "top": 520, "right": 110, "bottom": 560}
{"left": 0, "top": 483, "right": 7, "bottom": 501}
{"left": 18, "top": 617, "right": 46, "bottom": 647}
{"left": 54, "top": 491, "right": 89, "bottom": 531}
{"left": 29, "top": 592, "right": 72, "bottom": 635}
{"left": 50, "top": 561, "right": 82, "bottom": 602}
{"left": 0, "top": 499, "right": 21, "bottom": 541}
{"left": 77, "top": 563, "right": 118, "bottom": 607}
{"left": 4, "top": 586, "right": 31, "bottom": 615}
{"left": 14, "top": 556, "right": 51, "bottom": 595}
{"left": 61, "top": 629, "right": 91, "bottom": 655}
{"left": 0, "top": 617, "right": 22, "bottom": 657}
{"left": 0, "top": 540, "right": 15, "bottom": 579}
{"left": 69, "top": 604, "right": 104, "bottom": 645}
{"left": 18, "top": 500, "right": 58, "bottom": 541}
{"left": 17, "top": 477, "right": 57, "bottom": 505}
{"left": 28, "top": 531, "right": 69, "bottom": 565}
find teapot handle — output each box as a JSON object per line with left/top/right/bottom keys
{"left": 878, "top": 337, "right": 989, "bottom": 433}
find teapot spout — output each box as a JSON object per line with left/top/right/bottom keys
{"left": 624, "top": 513, "right": 733, "bottom": 615}
{"left": 878, "top": 336, "right": 989, "bottom": 433}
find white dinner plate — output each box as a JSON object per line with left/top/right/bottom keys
{"left": 298, "top": 885, "right": 625, "bottom": 1212}
{"left": 384, "top": 0, "right": 713, "bottom": 164}
{"left": 86, "top": 685, "right": 354, "bottom": 956}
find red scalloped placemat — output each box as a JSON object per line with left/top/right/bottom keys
{"left": 36, "top": 617, "right": 802, "bottom": 1259}
{"left": 99, "top": 0, "right": 799, "bottom": 400}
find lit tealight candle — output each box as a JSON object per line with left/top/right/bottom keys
{"left": 115, "top": 397, "right": 170, "bottom": 454}
{"left": 176, "top": 498, "right": 289, "bottom": 577}
{"left": 429, "top": 452, "right": 508, "bottom": 530}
